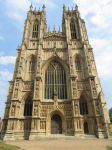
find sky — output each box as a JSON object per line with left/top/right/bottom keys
{"left": 0, "top": 0, "right": 112, "bottom": 119}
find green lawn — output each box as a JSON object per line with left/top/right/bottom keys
{"left": 107, "top": 145, "right": 112, "bottom": 150}
{"left": 0, "top": 142, "right": 22, "bottom": 150}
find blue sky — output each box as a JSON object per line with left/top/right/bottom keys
{"left": 0, "top": 0, "right": 112, "bottom": 119}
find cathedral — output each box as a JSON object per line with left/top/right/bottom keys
{"left": 1, "top": 4, "right": 112, "bottom": 140}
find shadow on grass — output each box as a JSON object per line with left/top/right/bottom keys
{"left": 0, "top": 142, "right": 25, "bottom": 150}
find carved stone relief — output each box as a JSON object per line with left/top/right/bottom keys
{"left": 40, "top": 110, "right": 46, "bottom": 117}
{"left": 35, "top": 88, "right": 39, "bottom": 99}
{"left": 23, "top": 82, "right": 34, "bottom": 91}
{"left": 66, "top": 118, "right": 72, "bottom": 130}
{"left": 95, "top": 101, "right": 100, "bottom": 115}
{"left": 40, "top": 120, "right": 46, "bottom": 130}
{"left": 93, "top": 88, "right": 97, "bottom": 97}
{"left": 74, "top": 101, "right": 79, "bottom": 115}
{"left": 73, "top": 88, "right": 77, "bottom": 98}
{"left": 77, "top": 82, "right": 88, "bottom": 90}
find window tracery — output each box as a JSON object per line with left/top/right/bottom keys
{"left": 32, "top": 23, "right": 38, "bottom": 38}
{"left": 44, "top": 61, "right": 67, "bottom": 99}
{"left": 70, "top": 21, "right": 77, "bottom": 39}
{"left": 24, "top": 96, "right": 32, "bottom": 116}
{"left": 79, "top": 95, "right": 88, "bottom": 115}
{"left": 75, "top": 57, "right": 81, "bottom": 70}
{"left": 29, "top": 57, "right": 35, "bottom": 71}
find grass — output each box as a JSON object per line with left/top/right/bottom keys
{"left": 0, "top": 142, "right": 22, "bottom": 150}
{"left": 107, "top": 145, "right": 112, "bottom": 150}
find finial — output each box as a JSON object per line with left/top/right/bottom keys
{"left": 59, "top": 26, "right": 60, "bottom": 32}
{"left": 63, "top": 4, "right": 66, "bottom": 11}
{"left": 30, "top": 3, "right": 33, "bottom": 11}
{"left": 54, "top": 25, "right": 55, "bottom": 32}
{"left": 38, "top": 7, "right": 40, "bottom": 12}
{"left": 72, "top": 7, "right": 73, "bottom": 11}
{"left": 42, "top": 4, "right": 45, "bottom": 11}
{"left": 75, "top": 4, "right": 78, "bottom": 11}
{"left": 48, "top": 26, "right": 50, "bottom": 32}
{"left": 34, "top": 7, "right": 36, "bottom": 12}
{"left": 68, "top": 7, "right": 69, "bottom": 11}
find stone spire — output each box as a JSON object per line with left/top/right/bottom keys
{"left": 34, "top": 7, "right": 36, "bottom": 13}
{"left": 30, "top": 3, "right": 33, "bottom": 11}
{"left": 63, "top": 4, "right": 66, "bottom": 12}
{"left": 54, "top": 25, "right": 55, "bottom": 32}
{"left": 75, "top": 4, "right": 78, "bottom": 11}
{"left": 48, "top": 26, "right": 50, "bottom": 32}
{"left": 59, "top": 26, "right": 60, "bottom": 32}
{"left": 38, "top": 7, "right": 40, "bottom": 12}
{"left": 42, "top": 4, "right": 45, "bottom": 12}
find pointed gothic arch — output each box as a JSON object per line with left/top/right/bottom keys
{"left": 70, "top": 20, "right": 77, "bottom": 39}
{"left": 44, "top": 60, "right": 67, "bottom": 99}
{"left": 32, "top": 19, "right": 39, "bottom": 38}
{"left": 24, "top": 96, "right": 32, "bottom": 116}
{"left": 79, "top": 95, "right": 88, "bottom": 115}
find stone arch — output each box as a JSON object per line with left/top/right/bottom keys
{"left": 78, "top": 91, "right": 91, "bottom": 115}
{"left": 73, "top": 53, "right": 85, "bottom": 79}
{"left": 46, "top": 109, "right": 66, "bottom": 135}
{"left": 27, "top": 54, "right": 37, "bottom": 62}
{"left": 26, "top": 54, "right": 37, "bottom": 80}
{"left": 80, "top": 118, "right": 94, "bottom": 135}
{"left": 42, "top": 55, "right": 70, "bottom": 101}
{"left": 73, "top": 54, "right": 84, "bottom": 70}
{"left": 42, "top": 55, "right": 69, "bottom": 75}
{"left": 20, "top": 92, "right": 33, "bottom": 117}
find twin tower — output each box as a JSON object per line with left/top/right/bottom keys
{"left": 1, "top": 4, "right": 112, "bottom": 140}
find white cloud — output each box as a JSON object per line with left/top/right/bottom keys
{"left": 4, "top": 0, "right": 55, "bottom": 23}
{"left": 73, "top": 0, "right": 112, "bottom": 80}
{"left": 0, "top": 35, "right": 4, "bottom": 40}
{"left": 0, "top": 69, "right": 13, "bottom": 81}
{"left": 0, "top": 56, "right": 16, "bottom": 65}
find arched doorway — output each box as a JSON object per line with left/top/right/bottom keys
{"left": 51, "top": 114, "right": 62, "bottom": 134}
{"left": 84, "top": 122, "right": 89, "bottom": 134}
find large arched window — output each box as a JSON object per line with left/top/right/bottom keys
{"left": 24, "top": 96, "right": 32, "bottom": 116}
{"left": 79, "top": 95, "right": 88, "bottom": 115}
{"left": 70, "top": 21, "right": 77, "bottom": 39}
{"left": 29, "top": 57, "right": 35, "bottom": 71}
{"left": 75, "top": 57, "right": 81, "bottom": 70}
{"left": 32, "top": 23, "right": 38, "bottom": 38}
{"left": 44, "top": 61, "right": 67, "bottom": 99}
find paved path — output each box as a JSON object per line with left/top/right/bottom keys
{"left": 6, "top": 139, "right": 112, "bottom": 150}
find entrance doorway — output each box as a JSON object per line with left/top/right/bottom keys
{"left": 84, "top": 122, "right": 89, "bottom": 134}
{"left": 51, "top": 114, "right": 62, "bottom": 134}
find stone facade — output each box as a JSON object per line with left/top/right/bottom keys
{"left": 1, "top": 4, "right": 112, "bottom": 140}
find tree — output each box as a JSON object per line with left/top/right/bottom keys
{"left": 109, "top": 108, "right": 112, "bottom": 123}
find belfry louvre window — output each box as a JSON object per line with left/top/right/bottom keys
{"left": 75, "top": 57, "right": 81, "bottom": 70}
{"left": 44, "top": 61, "right": 67, "bottom": 99}
{"left": 32, "top": 23, "right": 38, "bottom": 38}
{"left": 70, "top": 22, "right": 77, "bottom": 39}
{"left": 24, "top": 96, "right": 32, "bottom": 116}
{"left": 79, "top": 95, "right": 88, "bottom": 115}
{"left": 29, "top": 57, "right": 35, "bottom": 71}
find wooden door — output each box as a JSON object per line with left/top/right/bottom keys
{"left": 51, "top": 114, "right": 62, "bottom": 134}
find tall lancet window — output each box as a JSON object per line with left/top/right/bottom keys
{"left": 24, "top": 96, "right": 32, "bottom": 116}
{"left": 70, "top": 21, "right": 77, "bottom": 39}
{"left": 79, "top": 95, "right": 88, "bottom": 115}
{"left": 29, "top": 57, "right": 35, "bottom": 71}
{"left": 44, "top": 61, "right": 67, "bottom": 99}
{"left": 75, "top": 57, "right": 81, "bottom": 70}
{"left": 32, "top": 23, "right": 38, "bottom": 38}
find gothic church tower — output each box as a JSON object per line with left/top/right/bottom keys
{"left": 1, "top": 4, "right": 112, "bottom": 140}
